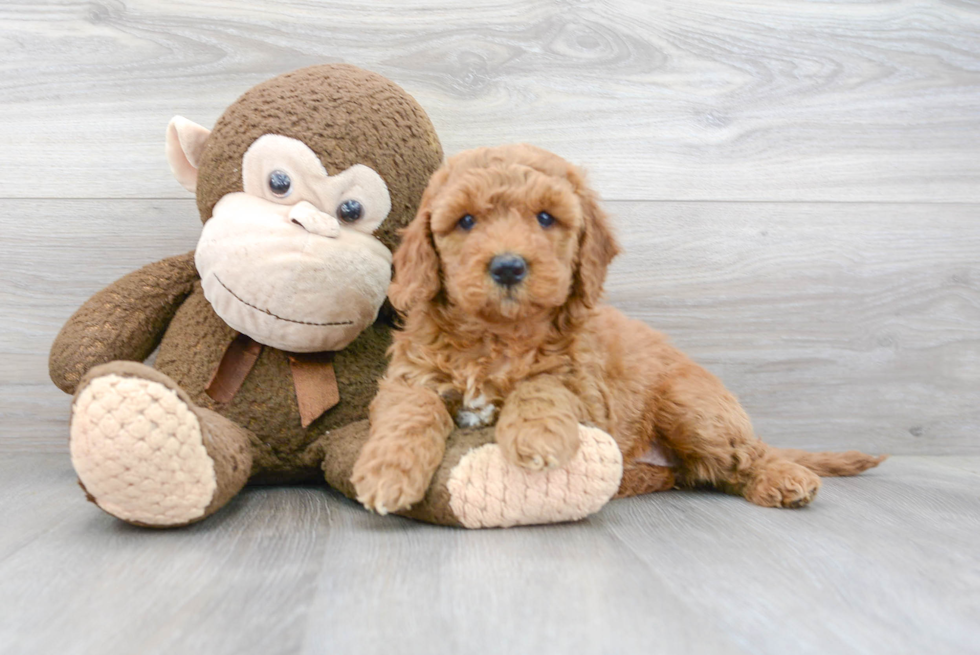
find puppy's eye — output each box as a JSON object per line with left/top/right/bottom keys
{"left": 268, "top": 170, "right": 292, "bottom": 197}
{"left": 537, "top": 211, "right": 556, "bottom": 228}
{"left": 457, "top": 214, "right": 476, "bottom": 231}
{"left": 337, "top": 199, "right": 363, "bottom": 223}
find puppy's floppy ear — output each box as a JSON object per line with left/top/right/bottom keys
{"left": 388, "top": 169, "right": 448, "bottom": 313}
{"left": 571, "top": 181, "right": 620, "bottom": 308}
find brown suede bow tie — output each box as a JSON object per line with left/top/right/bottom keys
{"left": 205, "top": 333, "right": 339, "bottom": 427}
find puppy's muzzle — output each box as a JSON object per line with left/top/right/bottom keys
{"left": 489, "top": 254, "right": 527, "bottom": 287}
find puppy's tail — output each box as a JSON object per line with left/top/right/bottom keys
{"left": 773, "top": 448, "right": 888, "bottom": 477}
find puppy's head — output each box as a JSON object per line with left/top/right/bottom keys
{"left": 390, "top": 144, "right": 619, "bottom": 324}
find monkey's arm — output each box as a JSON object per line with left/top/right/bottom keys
{"left": 49, "top": 251, "right": 200, "bottom": 394}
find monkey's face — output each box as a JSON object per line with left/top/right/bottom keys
{"left": 167, "top": 64, "right": 444, "bottom": 353}
{"left": 194, "top": 135, "right": 394, "bottom": 352}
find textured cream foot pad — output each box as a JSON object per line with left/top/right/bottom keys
{"left": 70, "top": 374, "right": 217, "bottom": 526}
{"left": 447, "top": 426, "right": 624, "bottom": 528}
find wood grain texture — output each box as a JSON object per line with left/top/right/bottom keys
{"left": 0, "top": 454, "right": 976, "bottom": 655}
{"left": 0, "top": 199, "right": 201, "bottom": 450}
{"left": 3, "top": 199, "right": 976, "bottom": 454}
{"left": 604, "top": 455, "right": 980, "bottom": 655}
{"left": 0, "top": 456, "right": 332, "bottom": 655}
{"left": 1, "top": 0, "right": 979, "bottom": 201}
{"left": 604, "top": 200, "right": 980, "bottom": 456}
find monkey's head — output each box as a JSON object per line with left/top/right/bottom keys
{"left": 165, "top": 64, "right": 443, "bottom": 352}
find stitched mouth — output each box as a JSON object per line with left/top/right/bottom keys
{"left": 213, "top": 274, "right": 355, "bottom": 327}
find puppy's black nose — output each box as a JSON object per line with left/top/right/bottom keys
{"left": 489, "top": 254, "right": 527, "bottom": 287}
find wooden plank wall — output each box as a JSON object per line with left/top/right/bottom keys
{"left": 2, "top": 0, "right": 978, "bottom": 454}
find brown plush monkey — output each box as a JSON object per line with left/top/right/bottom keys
{"left": 50, "top": 64, "right": 626, "bottom": 529}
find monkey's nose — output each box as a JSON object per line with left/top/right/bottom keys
{"left": 288, "top": 201, "right": 340, "bottom": 238}
{"left": 488, "top": 254, "right": 528, "bottom": 287}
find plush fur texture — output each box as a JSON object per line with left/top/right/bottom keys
{"left": 50, "top": 66, "right": 447, "bottom": 526}
{"left": 352, "top": 144, "right": 887, "bottom": 514}
{"left": 196, "top": 64, "right": 442, "bottom": 252}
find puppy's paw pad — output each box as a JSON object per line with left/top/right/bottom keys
{"left": 499, "top": 423, "right": 581, "bottom": 471}
{"left": 352, "top": 462, "right": 427, "bottom": 515}
{"left": 784, "top": 489, "right": 817, "bottom": 509}
{"left": 525, "top": 454, "right": 554, "bottom": 471}
{"left": 745, "top": 460, "right": 820, "bottom": 509}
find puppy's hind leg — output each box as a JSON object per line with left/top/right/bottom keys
{"left": 615, "top": 461, "right": 676, "bottom": 498}
{"left": 650, "top": 360, "right": 822, "bottom": 508}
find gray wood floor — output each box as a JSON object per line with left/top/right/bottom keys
{"left": 0, "top": 454, "right": 977, "bottom": 655}
{"left": 2, "top": 1, "right": 979, "bottom": 653}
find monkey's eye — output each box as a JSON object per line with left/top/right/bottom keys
{"left": 268, "top": 170, "right": 292, "bottom": 197}
{"left": 537, "top": 211, "right": 556, "bottom": 228}
{"left": 337, "top": 199, "right": 363, "bottom": 223}
{"left": 457, "top": 214, "right": 476, "bottom": 231}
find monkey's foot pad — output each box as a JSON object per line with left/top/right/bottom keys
{"left": 447, "top": 426, "right": 623, "bottom": 528}
{"left": 70, "top": 374, "right": 217, "bottom": 526}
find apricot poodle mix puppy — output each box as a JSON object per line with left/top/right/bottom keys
{"left": 352, "top": 144, "right": 885, "bottom": 515}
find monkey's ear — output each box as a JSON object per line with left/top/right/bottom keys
{"left": 166, "top": 116, "right": 211, "bottom": 193}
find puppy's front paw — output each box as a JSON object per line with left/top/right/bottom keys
{"left": 352, "top": 465, "right": 426, "bottom": 515}
{"left": 496, "top": 415, "right": 581, "bottom": 471}
{"left": 351, "top": 439, "right": 437, "bottom": 515}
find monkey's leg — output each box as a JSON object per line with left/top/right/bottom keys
{"left": 321, "top": 422, "right": 623, "bottom": 528}
{"left": 69, "top": 361, "right": 253, "bottom": 527}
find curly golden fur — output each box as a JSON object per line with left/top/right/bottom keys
{"left": 352, "top": 144, "right": 886, "bottom": 515}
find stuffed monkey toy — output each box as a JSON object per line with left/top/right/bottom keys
{"left": 50, "top": 65, "right": 627, "bottom": 529}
